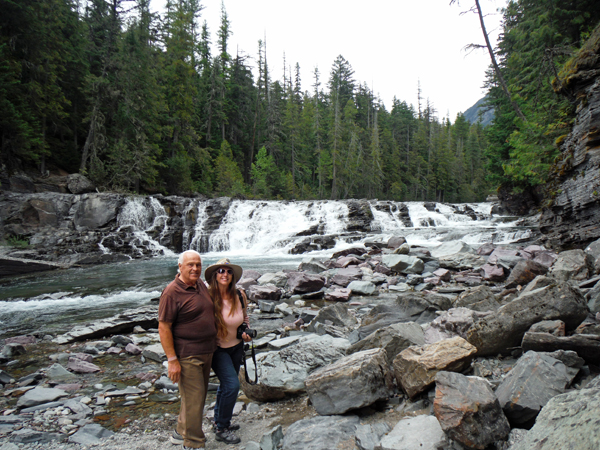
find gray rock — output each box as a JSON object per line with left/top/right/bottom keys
{"left": 259, "top": 425, "right": 283, "bottom": 450}
{"left": 387, "top": 236, "right": 407, "bottom": 249}
{"left": 282, "top": 415, "right": 360, "bottom": 450}
{"left": 111, "top": 335, "right": 133, "bottom": 345}
{"left": 44, "top": 363, "right": 76, "bottom": 380}
{"left": 241, "top": 334, "right": 350, "bottom": 402}
{"left": 424, "top": 307, "right": 490, "bottom": 344}
{"left": 324, "top": 288, "right": 352, "bottom": 302}
{"left": 480, "top": 263, "right": 507, "bottom": 281}
{"left": 505, "top": 260, "right": 548, "bottom": 289}
{"left": 298, "top": 258, "right": 328, "bottom": 274}
{"left": 244, "top": 442, "right": 261, "bottom": 450}
{"left": 154, "top": 376, "right": 178, "bottom": 391}
{"left": 510, "top": 387, "right": 600, "bottom": 450}
{"left": 257, "top": 272, "right": 288, "bottom": 288}
{"left": 267, "top": 335, "right": 304, "bottom": 350}
{"left": 381, "top": 254, "right": 424, "bottom": 274}
{"left": 305, "top": 348, "right": 394, "bottom": 415}
{"left": 488, "top": 248, "right": 524, "bottom": 268}
{"left": 496, "top": 351, "right": 571, "bottom": 426}
{"left": 453, "top": 285, "right": 500, "bottom": 312}
{"left": 529, "top": 320, "right": 565, "bottom": 336}
{"left": 466, "top": 282, "right": 589, "bottom": 356}
{"left": 258, "top": 300, "right": 277, "bottom": 313}
{"left": 438, "top": 252, "right": 486, "bottom": 270}
{"left": 377, "top": 415, "right": 447, "bottom": 450}
{"left": 346, "top": 322, "right": 425, "bottom": 363}
{"left": 125, "top": 343, "right": 142, "bottom": 355}
{"left": 548, "top": 249, "right": 593, "bottom": 282}
{"left": 1, "top": 343, "right": 26, "bottom": 358}
{"left": 306, "top": 303, "right": 358, "bottom": 332}
{"left": 347, "top": 280, "right": 377, "bottom": 295}
{"left": 431, "top": 241, "right": 475, "bottom": 258}
{"left": 8, "top": 428, "right": 64, "bottom": 444}
{"left": 355, "top": 423, "right": 392, "bottom": 450}
{"left": 247, "top": 285, "right": 282, "bottom": 301}
{"left": 68, "top": 423, "right": 114, "bottom": 445}
{"left": 142, "top": 343, "right": 165, "bottom": 362}
{"left": 66, "top": 173, "right": 95, "bottom": 194}
{"left": 395, "top": 291, "right": 452, "bottom": 324}
{"left": 585, "top": 238, "right": 600, "bottom": 274}
{"left": 16, "top": 387, "right": 68, "bottom": 408}
{"left": 73, "top": 193, "right": 123, "bottom": 231}
{"left": 434, "top": 371, "right": 510, "bottom": 448}
{"left": 63, "top": 398, "right": 93, "bottom": 416}
{"left": 53, "top": 305, "right": 158, "bottom": 344}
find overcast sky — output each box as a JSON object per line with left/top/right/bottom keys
{"left": 152, "top": 0, "right": 508, "bottom": 121}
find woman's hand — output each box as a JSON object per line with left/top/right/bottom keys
{"left": 241, "top": 332, "right": 252, "bottom": 342}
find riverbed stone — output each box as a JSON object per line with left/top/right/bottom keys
{"left": 9, "top": 428, "right": 65, "bottom": 444}
{"left": 381, "top": 254, "right": 424, "bottom": 274}
{"left": 16, "top": 387, "right": 68, "bottom": 408}
{"left": 324, "top": 288, "right": 351, "bottom": 302}
{"left": 453, "top": 285, "right": 500, "bottom": 312}
{"left": 505, "top": 260, "right": 548, "bottom": 289}
{"left": 257, "top": 271, "right": 288, "bottom": 288}
{"left": 247, "top": 285, "right": 282, "bottom": 301}
{"left": 45, "top": 363, "right": 76, "bottom": 380}
{"left": 510, "top": 387, "right": 600, "bottom": 450}
{"left": 377, "top": 415, "right": 447, "bottom": 450}
{"left": 240, "top": 334, "right": 350, "bottom": 402}
{"left": 305, "top": 348, "right": 394, "bottom": 415}
{"left": 466, "top": 282, "right": 589, "bottom": 356}
{"left": 347, "top": 280, "right": 377, "bottom": 295}
{"left": 306, "top": 302, "right": 357, "bottom": 332}
{"left": 496, "top": 351, "right": 571, "bottom": 426}
{"left": 479, "top": 263, "right": 506, "bottom": 281}
{"left": 346, "top": 322, "right": 425, "bottom": 363}
{"left": 548, "top": 249, "right": 593, "bottom": 282}
{"left": 286, "top": 272, "right": 325, "bottom": 294}
{"left": 423, "top": 308, "right": 490, "bottom": 344}
{"left": 393, "top": 336, "right": 477, "bottom": 398}
{"left": 331, "top": 267, "right": 363, "bottom": 287}
{"left": 281, "top": 415, "right": 360, "bottom": 450}
{"left": 433, "top": 371, "right": 510, "bottom": 449}
{"left": 431, "top": 241, "right": 474, "bottom": 258}
{"left": 298, "top": 258, "right": 327, "bottom": 274}
{"left": 67, "top": 358, "right": 101, "bottom": 374}
{"left": 68, "top": 423, "right": 114, "bottom": 445}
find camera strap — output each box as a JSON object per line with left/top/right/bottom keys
{"left": 242, "top": 342, "right": 258, "bottom": 385}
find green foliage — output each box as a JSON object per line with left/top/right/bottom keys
{"left": 214, "top": 140, "right": 246, "bottom": 196}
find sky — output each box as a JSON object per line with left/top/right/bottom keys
{"left": 152, "top": 0, "right": 508, "bottom": 121}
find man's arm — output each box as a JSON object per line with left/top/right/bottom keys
{"left": 158, "top": 321, "right": 181, "bottom": 383}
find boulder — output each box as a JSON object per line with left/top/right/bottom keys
{"left": 355, "top": 423, "right": 392, "bottom": 450}
{"left": 584, "top": 238, "right": 600, "bottom": 274}
{"left": 466, "top": 282, "right": 589, "bottom": 356}
{"left": 305, "top": 348, "right": 394, "bottom": 415}
{"left": 347, "top": 280, "right": 377, "bottom": 296}
{"left": 240, "top": 334, "right": 350, "bottom": 402}
{"left": 392, "top": 336, "right": 477, "bottom": 398}
{"left": 487, "top": 247, "right": 523, "bottom": 268}
{"left": 247, "top": 285, "right": 282, "bottom": 301}
{"left": 281, "top": 415, "right": 360, "bottom": 450}
{"left": 68, "top": 424, "right": 114, "bottom": 446}
{"left": 377, "top": 415, "right": 447, "bottom": 450}
{"left": 395, "top": 292, "right": 452, "bottom": 324}
{"left": 346, "top": 322, "right": 425, "bottom": 363}
{"left": 66, "top": 173, "right": 95, "bottom": 194}
{"left": 392, "top": 244, "right": 410, "bottom": 255}
{"left": 438, "top": 252, "right": 486, "bottom": 270}
{"left": 260, "top": 425, "right": 283, "bottom": 450}
{"left": 430, "top": 241, "right": 474, "bottom": 258}
{"left": 298, "top": 258, "right": 327, "bottom": 274}
{"left": 504, "top": 260, "right": 548, "bottom": 289}
{"left": 336, "top": 255, "right": 362, "bottom": 268}
{"left": 529, "top": 320, "right": 565, "bottom": 336}
{"left": 306, "top": 303, "right": 358, "bottom": 332}
{"left": 331, "top": 267, "right": 363, "bottom": 287}
{"left": 423, "top": 308, "right": 490, "bottom": 344}
{"left": 286, "top": 272, "right": 325, "bottom": 294}
{"left": 496, "top": 351, "right": 571, "bottom": 426}
{"left": 73, "top": 193, "right": 123, "bottom": 231}
{"left": 521, "top": 332, "right": 600, "bottom": 365}
{"left": 67, "top": 358, "right": 101, "bottom": 374}
{"left": 548, "top": 249, "right": 593, "bottom": 282}
{"left": 510, "top": 387, "right": 600, "bottom": 450}
{"left": 387, "top": 236, "right": 407, "bottom": 249}
{"left": 453, "top": 285, "right": 500, "bottom": 312}
{"left": 434, "top": 371, "right": 510, "bottom": 449}
{"left": 380, "top": 254, "right": 424, "bottom": 274}
{"left": 257, "top": 272, "right": 288, "bottom": 288}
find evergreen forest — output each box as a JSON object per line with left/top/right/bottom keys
{"left": 1, "top": 0, "right": 599, "bottom": 202}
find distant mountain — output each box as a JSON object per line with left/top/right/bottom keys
{"left": 463, "top": 96, "right": 494, "bottom": 126}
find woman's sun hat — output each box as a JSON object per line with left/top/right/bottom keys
{"left": 204, "top": 258, "right": 244, "bottom": 283}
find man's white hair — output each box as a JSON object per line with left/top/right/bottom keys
{"left": 177, "top": 250, "right": 202, "bottom": 273}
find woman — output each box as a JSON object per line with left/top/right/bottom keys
{"left": 205, "top": 258, "right": 252, "bottom": 445}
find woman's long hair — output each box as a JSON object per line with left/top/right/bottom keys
{"left": 208, "top": 272, "right": 239, "bottom": 339}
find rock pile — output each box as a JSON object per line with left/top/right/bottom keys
{"left": 2, "top": 236, "right": 600, "bottom": 449}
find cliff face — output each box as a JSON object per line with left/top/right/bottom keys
{"left": 539, "top": 24, "right": 600, "bottom": 250}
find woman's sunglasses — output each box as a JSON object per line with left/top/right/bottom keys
{"left": 217, "top": 268, "right": 233, "bottom": 275}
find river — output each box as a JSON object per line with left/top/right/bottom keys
{"left": 0, "top": 200, "right": 537, "bottom": 340}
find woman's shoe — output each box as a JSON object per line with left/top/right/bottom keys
{"left": 215, "top": 428, "right": 241, "bottom": 444}
{"left": 170, "top": 431, "right": 183, "bottom": 445}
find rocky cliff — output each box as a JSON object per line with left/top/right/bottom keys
{"left": 539, "top": 24, "right": 600, "bottom": 249}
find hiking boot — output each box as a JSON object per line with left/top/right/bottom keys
{"left": 212, "top": 420, "right": 240, "bottom": 431}
{"left": 215, "top": 428, "right": 241, "bottom": 444}
{"left": 170, "top": 431, "right": 183, "bottom": 445}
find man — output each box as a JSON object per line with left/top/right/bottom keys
{"left": 159, "top": 250, "right": 217, "bottom": 449}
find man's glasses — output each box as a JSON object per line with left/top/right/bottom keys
{"left": 217, "top": 268, "right": 233, "bottom": 275}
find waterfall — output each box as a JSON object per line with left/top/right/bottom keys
{"left": 104, "top": 196, "right": 176, "bottom": 257}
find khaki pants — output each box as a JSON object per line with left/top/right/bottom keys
{"left": 177, "top": 354, "right": 213, "bottom": 448}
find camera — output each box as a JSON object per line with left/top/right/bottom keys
{"left": 236, "top": 322, "right": 257, "bottom": 339}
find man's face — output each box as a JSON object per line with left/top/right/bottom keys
{"left": 179, "top": 252, "right": 202, "bottom": 286}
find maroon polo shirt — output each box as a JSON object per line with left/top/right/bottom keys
{"left": 158, "top": 274, "right": 217, "bottom": 358}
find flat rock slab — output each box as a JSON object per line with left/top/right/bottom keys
{"left": 281, "top": 415, "right": 360, "bottom": 450}
{"left": 378, "top": 415, "right": 447, "bottom": 450}
{"left": 16, "top": 387, "right": 69, "bottom": 408}
{"left": 53, "top": 305, "right": 158, "bottom": 344}
{"left": 511, "top": 387, "right": 600, "bottom": 450}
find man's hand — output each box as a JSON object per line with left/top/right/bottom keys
{"left": 168, "top": 359, "right": 181, "bottom": 383}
